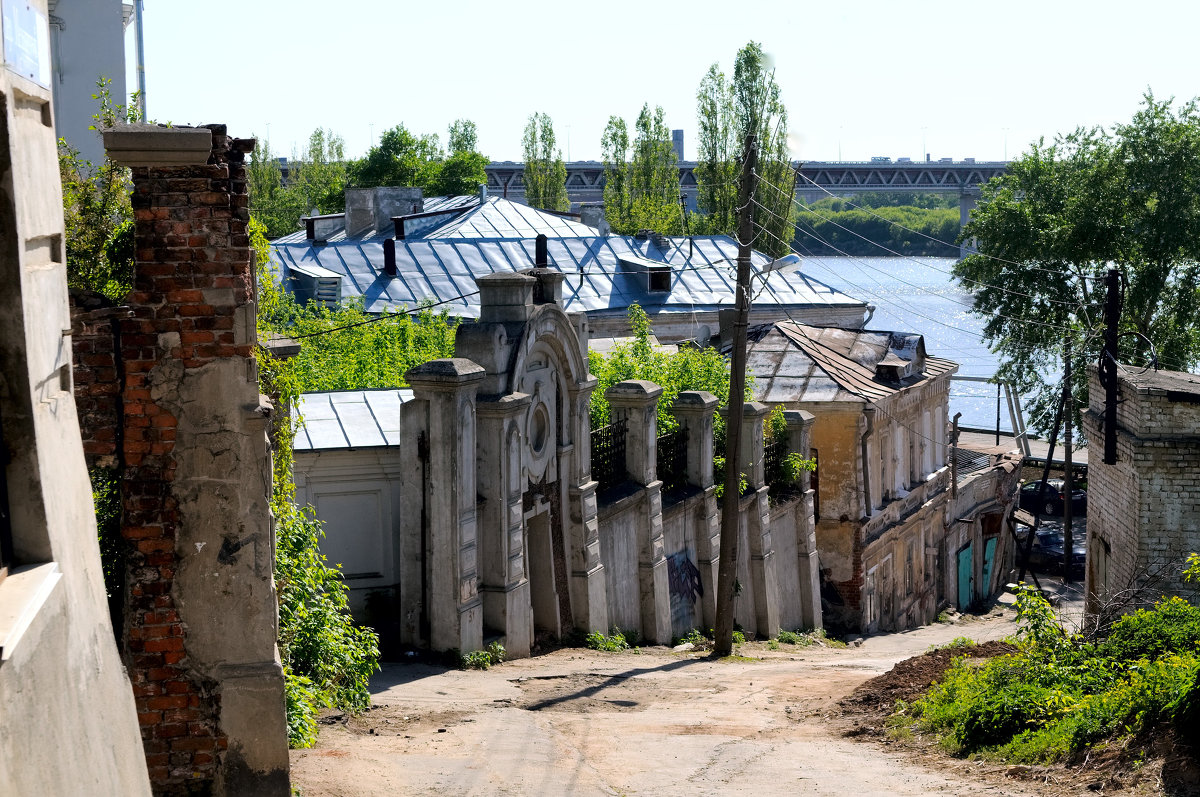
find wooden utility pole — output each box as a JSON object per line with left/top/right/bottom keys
{"left": 1062, "top": 337, "right": 1074, "bottom": 583}
{"left": 714, "top": 133, "right": 757, "bottom": 657}
{"left": 1102, "top": 268, "right": 1122, "bottom": 464}
{"left": 1018, "top": 391, "right": 1064, "bottom": 583}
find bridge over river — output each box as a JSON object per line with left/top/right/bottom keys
{"left": 486, "top": 158, "right": 1008, "bottom": 217}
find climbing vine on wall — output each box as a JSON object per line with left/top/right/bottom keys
{"left": 253, "top": 219, "right": 381, "bottom": 747}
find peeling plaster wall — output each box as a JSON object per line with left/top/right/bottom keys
{"left": 0, "top": 15, "right": 151, "bottom": 792}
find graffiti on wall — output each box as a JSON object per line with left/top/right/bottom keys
{"left": 667, "top": 548, "right": 703, "bottom": 633}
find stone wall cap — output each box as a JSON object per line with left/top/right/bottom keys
{"left": 673, "top": 391, "right": 719, "bottom": 410}
{"left": 102, "top": 123, "right": 213, "bottom": 166}
{"left": 743, "top": 401, "right": 771, "bottom": 417}
{"left": 477, "top": 391, "right": 533, "bottom": 412}
{"left": 262, "top": 333, "right": 302, "bottom": 360}
{"left": 477, "top": 272, "right": 537, "bottom": 286}
{"left": 406, "top": 358, "right": 486, "bottom": 385}
{"left": 606, "top": 379, "right": 664, "bottom": 401}
{"left": 783, "top": 409, "right": 816, "bottom": 425}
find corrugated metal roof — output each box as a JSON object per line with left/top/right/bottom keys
{"left": 293, "top": 389, "right": 412, "bottom": 451}
{"left": 746, "top": 321, "right": 958, "bottom": 405}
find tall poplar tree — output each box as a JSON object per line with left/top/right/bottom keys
{"left": 601, "top": 104, "right": 682, "bottom": 234}
{"left": 694, "top": 42, "right": 796, "bottom": 257}
{"left": 522, "top": 113, "right": 569, "bottom": 212}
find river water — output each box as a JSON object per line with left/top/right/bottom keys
{"left": 792, "top": 255, "right": 1017, "bottom": 432}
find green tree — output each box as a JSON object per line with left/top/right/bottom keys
{"left": 60, "top": 79, "right": 140, "bottom": 301}
{"left": 348, "top": 123, "right": 443, "bottom": 189}
{"left": 249, "top": 129, "right": 349, "bottom": 238}
{"left": 522, "top": 112, "right": 569, "bottom": 212}
{"left": 601, "top": 115, "right": 631, "bottom": 229}
{"left": 954, "top": 94, "right": 1200, "bottom": 432}
{"left": 601, "top": 105, "right": 682, "bottom": 235}
{"left": 693, "top": 42, "right": 796, "bottom": 257}
{"left": 448, "top": 118, "right": 478, "bottom": 153}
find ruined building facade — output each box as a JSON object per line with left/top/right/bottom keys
{"left": 70, "top": 125, "right": 290, "bottom": 795}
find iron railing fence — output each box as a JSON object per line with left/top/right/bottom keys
{"left": 590, "top": 418, "right": 628, "bottom": 494}
{"left": 764, "top": 437, "right": 789, "bottom": 486}
{"left": 656, "top": 428, "right": 689, "bottom": 494}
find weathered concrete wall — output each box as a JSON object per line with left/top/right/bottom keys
{"left": 598, "top": 497, "right": 643, "bottom": 634}
{"left": 0, "top": 22, "right": 152, "bottom": 792}
{"left": 98, "top": 123, "right": 289, "bottom": 795}
{"left": 294, "top": 447, "right": 404, "bottom": 629}
{"left": 1083, "top": 365, "right": 1200, "bottom": 610}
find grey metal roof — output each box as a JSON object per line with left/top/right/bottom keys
{"left": 425, "top": 196, "right": 598, "bottom": 239}
{"left": 745, "top": 322, "right": 957, "bottom": 405}
{"left": 293, "top": 389, "right": 412, "bottom": 451}
{"left": 270, "top": 230, "right": 864, "bottom": 319}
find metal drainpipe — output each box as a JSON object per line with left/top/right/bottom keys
{"left": 861, "top": 407, "right": 876, "bottom": 519}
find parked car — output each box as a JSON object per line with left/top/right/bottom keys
{"left": 1018, "top": 478, "right": 1087, "bottom": 517}
{"left": 1023, "top": 526, "right": 1086, "bottom": 575}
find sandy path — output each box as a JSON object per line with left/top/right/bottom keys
{"left": 291, "top": 610, "right": 1037, "bottom": 796}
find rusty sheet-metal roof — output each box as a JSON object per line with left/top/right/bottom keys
{"left": 745, "top": 321, "right": 957, "bottom": 405}
{"left": 293, "top": 389, "right": 412, "bottom": 452}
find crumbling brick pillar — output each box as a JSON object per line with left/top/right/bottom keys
{"left": 103, "top": 123, "right": 289, "bottom": 796}
{"left": 673, "top": 390, "right": 720, "bottom": 629}
{"left": 70, "top": 293, "right": 130, "bottom": 470}
{"left": 607, "top": 380, "right": 671, "bottom": 644}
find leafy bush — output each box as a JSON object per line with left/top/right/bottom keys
{"left": 587, "top": 304, "right": 741, "bottom": 434}
{"left": 904, "top": 582, "right": 1200, "bottom": 762}
{"left": 1099, "top": 597, "right": 1200, "bottom": 662}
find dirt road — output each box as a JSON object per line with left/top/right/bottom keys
{"left": 291, "top": 610, "right": 1037, "bottom": 796}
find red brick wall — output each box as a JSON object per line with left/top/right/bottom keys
{"left": 71, "top": 294, "right": 125, "bottom": 470}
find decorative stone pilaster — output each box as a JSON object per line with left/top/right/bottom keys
{"left": 673, "top": 390, "right": 720, "bottom": 628}
{"left": 475, "top": 392, "right": 533, "bottom": 657}
{"left": 406, "top": 359, "right": 486, "bottom": 654}
{"left": 606, "top": 380, "right": 670, "bottom": 643}
{"left": 786, "top": 410, "right": 822, "bottom": 630}
{"left": 567, "top": 381, "right": 608, "bottom": 634}
{"left": 742, "top": 402, "right": 779, "bottom": 638}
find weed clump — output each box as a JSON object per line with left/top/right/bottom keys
{"left": 459, "top": 641, "right": 506, "bottom": 670}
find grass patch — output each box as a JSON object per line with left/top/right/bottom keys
{"left": 586, "top": 628, "right": 638, "bottom": 652}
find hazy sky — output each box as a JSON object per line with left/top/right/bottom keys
{"left": 127, "top": 0, "right": 1199, "bottom": 163}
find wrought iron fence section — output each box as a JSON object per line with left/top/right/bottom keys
{"left": 590, "top": 418, "right": 627, "bottom": 494}
{"left": 656, "top": 428, "right": 689, "bottom": 494}
{"left": 764, "top": 437, "right": 789, "bottom": 486}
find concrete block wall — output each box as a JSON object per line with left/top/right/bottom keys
{"left": 1084, "top": 366, "right": 1200, "bottom": 609}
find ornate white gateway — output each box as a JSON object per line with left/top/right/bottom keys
{"left": 399, "top": 270, "right": 606, "bottom": 657}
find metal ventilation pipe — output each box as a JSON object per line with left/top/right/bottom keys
{"left": 383, "top": 238, "right": 397, "bottom": 277}
{"left": 535, "top": 234, "right": 548, "bottom": 267}
{"left": 478, "top": 183, "right": 488, "bottom": 204}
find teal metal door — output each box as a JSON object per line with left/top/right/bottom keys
{"left": 981, "top": 537, "right": 998, "bottom": 600}
{"left": 957, "top": 543, "right": 974, "bottom": 611}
